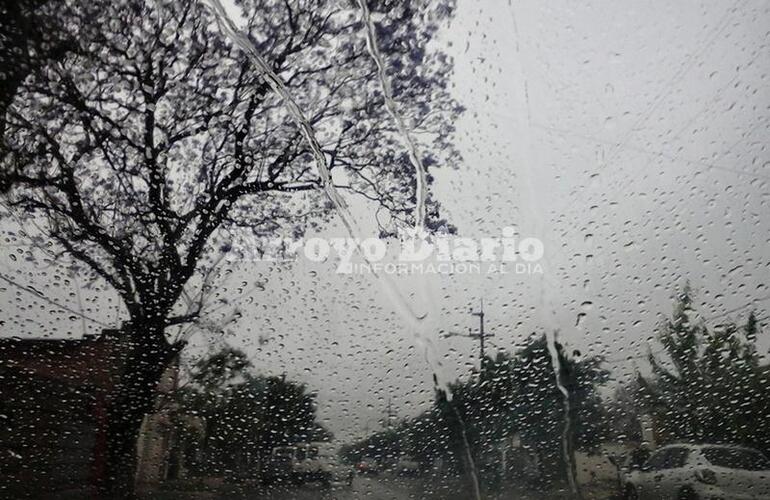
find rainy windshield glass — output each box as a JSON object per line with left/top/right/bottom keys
{"left": 1, "top": 0, "right": 769, "bottom": 499}
{"left": 273, "top": 448, "right": 295, "bottom": 459}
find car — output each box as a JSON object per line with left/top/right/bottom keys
{"left": 263, "top": 443, "right": 353, "bottom": 487}
{"left": 617, "top": 446, "right": 653, "bottom": 492}
{"left": 262, "top": 445, "right": 298, "bottom": 485}
{"left": 293, "top": 442, "right": 354, "bottom": 487}
{"left": 623, "top": 443, "right": 770, "bottom": 500}
{"left": 394, "top": 456, "right": 420, "bottom": 475}
{"left": 356, "top": 460, "right": 381, "bottom": 475}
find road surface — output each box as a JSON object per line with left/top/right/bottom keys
{"left": 258, "top": 475, "right": 457, "bottom": 500}
{"left": 155, "top": 474, "right": 617, "bottom": 499}
{"left": 253, "top": 476, "right": 618, "bottom": 500}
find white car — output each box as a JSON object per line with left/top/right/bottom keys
{"left": 293, "top": 442, "right": 354, "bottom": 487}
{"left": 624, "top": 443, "right": 770, "bottom": 500}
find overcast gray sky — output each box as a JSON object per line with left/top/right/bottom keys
{"left": 1, "top": 0, "right": 769, "bottom": 442}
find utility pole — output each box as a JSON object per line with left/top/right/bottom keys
{"left": 472, "top": 299, "right": 487, "bottom": 363}
{"left": 445, "top": 299, "right": 494, "bottom": 375}
{"left": 385, "top": 397, "right": 397, "bottom": 431}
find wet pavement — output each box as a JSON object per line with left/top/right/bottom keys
{"left": 152, "top": 474, "right": 619, "bottom": 500}
{"left": 254, "top": 475, "right": 459, "bottom": 500}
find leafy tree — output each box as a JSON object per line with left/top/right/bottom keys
{"left": 432, "top": 352, "right": 523, "bottom": 482}
{"left": 506, "top": 334, "right": 608, "bottom": 486}
{"left": 434, "top": 336, "right": 609, "bottom": 486}
{"left": 176, "top": 347, "right": 331, "bottom": 476}
{"left": 641, "top": 286, "right": 770, "bottom": 452}
{"left": 606, "top": 378, "right": 646, "bottom": 443}
{"left": 0, "top": 0, "right": 75, "bottom": 138}
{"left": 341, "top": 426, "right": 400, "bottom": 465}
{"left": 0, "top": 0, "right": 460, "bottom": 493}
{"left": 189, "top": 346, "right": 252, "bottom": 390}
{"left": 346, "top": 334, "right": 609, "bottom": 489}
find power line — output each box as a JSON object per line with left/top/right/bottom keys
{"left": 541, "top": 0, "right": 749, "bottom": 227}
{"left": 534, "top": 122, "right": 770, "bottom": 183}
{"left": 595, "top": 0, "right": 745, "bottom": 173}
{"left": 703, "top": 295, "right": 770, "bottom": 324}
{"left": 0, "top": 271, "right": 110, "bottom": 327}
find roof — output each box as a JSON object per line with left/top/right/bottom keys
{"left": 0, "top": 331, "right": 127, "bottom": 390}
{"left": 657, "top": 443, "right": 764, "bottom": 453}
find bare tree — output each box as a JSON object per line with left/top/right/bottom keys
{"left": 0, "top": 0, "right": 460, "bottom": 494}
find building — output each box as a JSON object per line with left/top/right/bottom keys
{"left": 0, "top": 329, "right": 187, "bottom": 498}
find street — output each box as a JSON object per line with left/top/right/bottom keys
{"left": 246, "top": 475, "right": 462, "bottom": 500}
{"left": 153, "top": 474, "right": 619, "bottom": 500}
{"left": 155, "top": 475, "right": 481, "bottom": 500}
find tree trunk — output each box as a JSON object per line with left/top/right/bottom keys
{"left": 101, "top": 321, "right": 180, "bottom": 498}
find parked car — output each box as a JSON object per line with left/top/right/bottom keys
{"left": 263, "top": 446, "right": 298, "bottom": 485}
{"left": 294, "top": 442, "right": 354, "bottom": 487}
{"left": 263, "top": 443, "right": 353, "bottom": 487}
{"left": 623, "top": 443, "right": 770, "bottom": 499}
{"left": 394, "top": 456, "right": 420, "bottom": 475}
{"left": 356, "top": 459, "right": 381, "bottom": 475}
{"left": 617, "top": 446, "right": 653, "bottom": 492}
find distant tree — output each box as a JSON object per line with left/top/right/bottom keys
{"left": 508, "top": 334, "right": 609, "bottom": 485}
{"left": 606, "top": 379, "right": 646, "bottom": 443}
{"left": 0, "top": 0, "right": 460, "bottom": 493}
{"left": 188, "top": 346, "right": 252, "bottom": 390}
{"left": 340, "top": 334, "right": 609, "bottom": 494}
{"left": 642, "top": 286, "right": 770, "bottom": 452}
{"left": 427, "top": 335, "right": 609, "bottom": 487}
{"left": 396, "top": 411, "right": 447, "bottom": 467}
{"left": 308, "top": 422, "right": 335, "bottom": 443}
{"left": 341, "top": 415, "right": 422, "bottom": 467}
{"left": 176, "top": 347, "right": 330, "bottom": 476}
